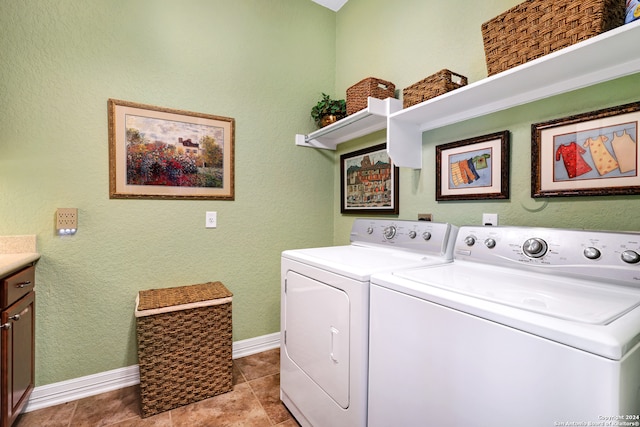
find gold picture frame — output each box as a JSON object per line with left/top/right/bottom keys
{"left": 108, "top": 99, "right": 235, "bottom": 200}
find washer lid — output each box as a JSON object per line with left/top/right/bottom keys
{"left": 394, "top": 262, "right": 640, "bottom": 325}
{"left": 282, "top": 245, "right": 448, "bottom": 281}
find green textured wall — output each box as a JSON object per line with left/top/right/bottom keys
{"left": 0, "top": 0, "right": 336, "bottom": 386}
{"left": 3, "top": 0, "right": 640, "bottom": 391}
{"left": 333, "top": 0, "right": 640, "bottom": 243}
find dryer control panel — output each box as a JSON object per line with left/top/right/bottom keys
{"left": 350, "top": 219, "right": 457, "bottom": 258}
{"left": 455, "top": 226, "right": 640, "bottom": 286}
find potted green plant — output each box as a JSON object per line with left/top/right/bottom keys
{"left": 311, "top": 93, "right": 347, "bottom": 128}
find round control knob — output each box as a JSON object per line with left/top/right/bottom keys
{"left": 621, "top": 250, "right": 640, "bottom": 264}
{"left": 409, "top": 231, "right": 417, "bottom": 239}
{"left": 383, "top": 226, "right": 397, "bottom": 240}
{"left": 367, "top": 227, "right": 374, "bottom": 234}
{"left": 522, "top": 238, "right": 548, "bottom": 258}
{"left": 484, "top": 238, "right": 496, "bottom": 249}
{"left": 422, "top": 231, "right": 432, "bottom": 241}
{"left": 464, "top": 236, "right": 476, "bottom": 246}
{"left": 583, "top": 247, "right": 601, "bottom": 260}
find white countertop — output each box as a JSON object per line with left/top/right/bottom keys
{"left": 0, "top": 235, "right": 40, "bottom": 277}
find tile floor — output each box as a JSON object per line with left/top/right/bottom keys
{"left": 15, "top": 348, "right": 301, "bottom": 427}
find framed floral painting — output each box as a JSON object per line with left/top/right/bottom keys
{"left": 108, "top": 99, "right": 235, "bottom": 200}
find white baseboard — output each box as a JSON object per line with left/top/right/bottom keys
{"left": 230, "top": 331, "right": 280, "bottom": 359}
{"left": 24, "top": 332, "right": 281, "bottom": 413}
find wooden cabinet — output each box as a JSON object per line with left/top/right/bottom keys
{"left": 0, "top": 265, "right": 35, "bottom": 427}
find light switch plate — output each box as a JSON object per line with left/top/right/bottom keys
{"left": 205, "top": 211, "right": 217, "bottom": 228}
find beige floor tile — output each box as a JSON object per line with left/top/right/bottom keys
{"left": 69, "top": 386, "right": 140, "bottom": 427}
{"left": 234, "top": 348, "right": 280, "bottom": 381}
{"left": 14, "top": 401, "right": 77, "bottom": 427}
{"left": 16, "top": 349, "right": 302, "bottom": 427}
{"left": 232, "top": 361, "right": 246, "bottom": 385}
{"left": 249, "top": 374, "right": 292, "bottom": 425}
{"left": 109, "top": 411, "right": 172, "bottom": 427}
{"left": 275, "top": 419, "right": 301, "bottom": 427}
{"left": 170, "top": 383, "right": 271, "bottom": 427}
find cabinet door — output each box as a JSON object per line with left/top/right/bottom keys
{"left": 2, "top": 292, "right": 35, "bottom": 427}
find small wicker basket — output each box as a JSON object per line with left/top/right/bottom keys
{"left": 482, "top": 0, "right": 625, "bottom": 76}
{"left": 346, "top": 77, "right": 396, "bottom": 115}
{"left": 402, "top": 70, "right": 468, "bottom": 108}
{"left": 135, "top": 282, "right": 233, "bottom": 418}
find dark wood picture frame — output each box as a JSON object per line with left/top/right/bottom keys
{"left": 340, "top": 143, "right": 399, "bottom": 214}
{"left": 435, "top": 131, "right": 510, "bottom": 201}
{"left": 532, "top": 101, "right": 640, "bottom": 198}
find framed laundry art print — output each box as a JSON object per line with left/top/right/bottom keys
{"left": 340, "top": 143, "right": 399, "bottom": 214}
{"left": 108, "top": 99, "right": 235, "bottom": 200}
{"left": 532, "top": 101, "right": 640, "bottom": 198}
{"left": 435, "top": 131, "right": 510, "bottom": 201}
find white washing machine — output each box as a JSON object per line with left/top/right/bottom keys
{"left": 368, "top": 225, "right": 640, "bottom": 427}
{"left": 280, "top": 218, "right": 457, "bottom": 427}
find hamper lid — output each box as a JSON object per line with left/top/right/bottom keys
{"left": 135, "top": 281, "right": 233, "bottom": 317}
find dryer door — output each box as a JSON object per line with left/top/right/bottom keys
{"left": 284, "top": 271, "right": 350, "bottom": 408}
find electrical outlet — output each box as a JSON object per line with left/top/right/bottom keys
{"left": 482, "top": 213, "right": 498, "bottom": 226}
{"left": 418, "top": 213, "right": 433, "bottom": 221}
{"left": 56, "top": 208, "right": 78, "bottom": 234}
{"left": 205, "top": 211, "right": 217, "bottom": 228}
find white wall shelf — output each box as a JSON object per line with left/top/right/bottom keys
{"left": 296, "top": 97, "right": 402, "bottom": 150}
{"left": 387, "top": 21, "right": 640, "bottom": 169}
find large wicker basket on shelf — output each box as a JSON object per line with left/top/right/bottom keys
{"left": 346, "top": 77, "right": 396, "bottom": 115}
{"left": 403, "top": 70, "right": 468, "bottom": 108}
{"left": 482, "top": 0, "right": 625, "bottom": 76}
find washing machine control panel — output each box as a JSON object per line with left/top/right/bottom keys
{"left": 522, "top": 238, "right": 548, "bottom": 258}
{"left": 455, "top": 226, "right": 640, "bottom": 286}
{"left": 351, "top": 219, "right": 457, "bottom": 258}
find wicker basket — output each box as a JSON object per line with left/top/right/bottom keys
{"left": 402, "top": 70, "right": 468, "bottom": 108}
{"left": 135, "top": 282, "right": 233, "bottom": 418}
{"left": 346, "top": 77, "right": 396, "bottom": 115}
{"left": 482, "top": 0, "right": 625, "bottom": 76}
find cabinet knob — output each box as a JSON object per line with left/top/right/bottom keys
{"left": 16, "top": 281, "right": 31, "bottom": 288}
{"left": 0, "top": 323, "right": 11, "bottom": 330}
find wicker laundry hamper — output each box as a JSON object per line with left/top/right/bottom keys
{"left": 481, "top": 0, "right": 625, "bottom": 76}
{"left": 135, "top": 281, "right": 233, "bottom": 417}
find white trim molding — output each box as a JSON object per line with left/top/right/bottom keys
{"left": 25, "top": 332, "right": 281, "bottom": 413}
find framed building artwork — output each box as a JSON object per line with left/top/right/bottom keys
{"left": 108, "top": 99, "right": 235, "bottom": 200}
{"left": 435, "top": 131, "right": 510, "bottom": 201}
{"left": 340, "top": 143, "right": 399, "bottom": 214}
{"left": 532, "top": 101, "right": 640, "bottom": 197}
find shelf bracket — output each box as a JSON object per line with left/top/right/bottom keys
{"left": 295, "top": 97, "right": 402, "bottom": 151}
{"left": 295, "top": 134, "right": 336, "bottom": 150}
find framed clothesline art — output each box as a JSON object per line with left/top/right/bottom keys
{"left": 532, "top": 101, "right": 640, "bottom": 198}
{"left": 435, "top": 131, "right": 510, "bottom": 201}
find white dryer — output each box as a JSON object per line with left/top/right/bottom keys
{"left": 369, "top": 225, "right": 640, "bottom": 427}
{"left": 280, "top": 218, "right": 457, "bottom": 427}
